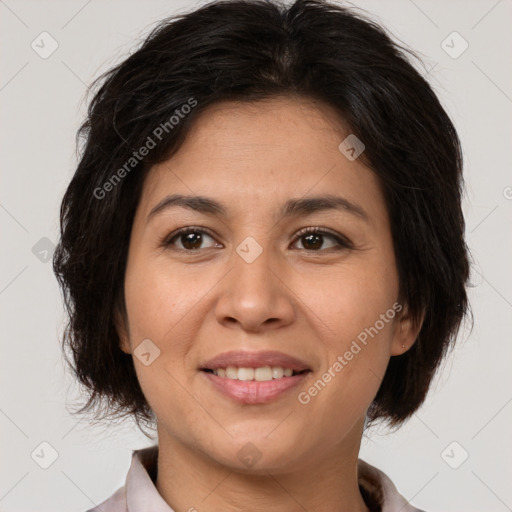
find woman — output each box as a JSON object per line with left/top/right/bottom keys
{"left": 53, "top": 0, "right": 471, "bottom": 510}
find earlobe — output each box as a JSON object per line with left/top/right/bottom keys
{"left": 114, "top": 307, "right": 132, "bottom": 355}
{"left": 391, "top": 304, "right": 424, "bottom": 356}
{"left": 119, "top": 336, "right": 132, "bottom": 355}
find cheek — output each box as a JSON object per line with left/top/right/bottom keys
{"left": 306, "top": 260, "right": 399, "bottom": 344}
{"left": 122, "top": 258, "right": 198, "bottom": 420}
{"left": 297, "top": 260, "right": 399, "bottom": 407}
{"left": 121, "top": 257, "right": 197, "bottom": 400}
{"left": 123, "top": 252, "right": 204, "bottom": 344}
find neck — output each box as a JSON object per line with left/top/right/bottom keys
{"left": 155, "top": 429, "right": 369, "bottom": 512}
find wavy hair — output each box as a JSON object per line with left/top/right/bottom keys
{"left": 53, "top": 0, "right": 472, "bottom": 436}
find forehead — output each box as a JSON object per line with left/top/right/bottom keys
{"left": 175, "top": 96, "right": 350, "bottom": 158}
{"left": 137, "top": 97, "right": 386, "bottom": 225}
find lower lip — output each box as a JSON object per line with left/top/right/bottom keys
{"left": 200, "top": 370, "right": 310, "bottom": 404}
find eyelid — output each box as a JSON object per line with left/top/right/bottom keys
{"left": 162, "top": 225, "right": 220, "bottom": 249}
{"left": 161, "top": 225, "right": 353, "bottom": 251}
{"left": 293, "top": 226, "right": 354, "bottom": 249}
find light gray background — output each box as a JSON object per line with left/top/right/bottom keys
{"left": 1, "top": 0, "right": 511, "bottom": 511}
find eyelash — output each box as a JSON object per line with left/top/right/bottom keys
{"left": 161, "top": 225, "right": 353, "bottom": 253}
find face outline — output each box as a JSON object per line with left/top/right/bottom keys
{"left": 116, "top": 96, "right": 420, "bottom": 476}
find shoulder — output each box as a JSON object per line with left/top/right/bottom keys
{"left": 84, "top": 445, "right": 169, "bottom": 512}
{"left": 358, "top": 459, "right": 426, "bottom": 512}
{"left": 84, "top": 484, "right": 127, "bottom": 512}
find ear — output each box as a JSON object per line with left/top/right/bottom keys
{"left": 390, "top": 302, "right": 425, "bottom": 356}
{"left": 114, "top": 305, "right": 132, "bottom": 355}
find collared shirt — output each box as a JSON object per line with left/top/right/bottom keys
{"left": 86, "top": 445, "right": 425, "bottom": 512}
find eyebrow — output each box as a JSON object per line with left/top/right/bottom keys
{"left": 147, "top": 193, "right": 369, "bottom": 223}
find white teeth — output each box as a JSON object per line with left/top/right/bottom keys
{"left": 225, "top": 366, "right": 238, "bottom": 379}
{"left": 272, "top": 367, "right": 283, "bottom": 379}
{"left": 212, "top": 366, "right": 300, "bottom": 381}
{"left": 238, "top": 368, "right": 254, "bottom": 381}
{"left": 255, "top": 366, "right": 273, "bottom": 381}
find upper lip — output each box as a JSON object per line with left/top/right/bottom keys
{"left": 199, "top": 350, "right": 311, "bottom": 372}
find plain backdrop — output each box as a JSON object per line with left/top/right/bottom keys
{"left": 1, "top": 0, "right": 511, "bottom": 511}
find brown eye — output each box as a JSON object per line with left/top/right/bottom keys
{"left": 164, "top": 227, "right": 219, "bottom": 251}
{"left": 300, "top": 232, "right": 326, "bottom": 250}
{"left": 162, "top": 226, "right": 352, "bottom": 253}
{"left": 292, "top": 227, "right": 353, "bottom": 251}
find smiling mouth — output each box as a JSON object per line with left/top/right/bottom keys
{"left": 201, "top": 367, "right": 311, "bottom": 381}
{"left": 200, "top": 366, "right": 312, "bottom": 404}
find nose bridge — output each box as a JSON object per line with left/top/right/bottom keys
{"left": 214, "top": 232, "right": 294, "bottom": 330}
{"left": 232, "top": 233, "right": 277, "bottom": 296}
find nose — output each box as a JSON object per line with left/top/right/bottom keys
{"left": 214, "top": 241, "right": 295, "bottom": 333}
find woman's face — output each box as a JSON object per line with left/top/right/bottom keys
{"left": 118, "top": 97, "right": 417, "bottom": 472}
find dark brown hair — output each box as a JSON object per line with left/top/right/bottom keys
{"left": 53, "top": 0, "right": 472, "bottom": 436}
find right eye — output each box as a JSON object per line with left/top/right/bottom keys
{"left": 162, "top": 227, "right": 222, "bottom": 252}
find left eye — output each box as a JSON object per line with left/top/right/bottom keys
{"left": 163, "top": 227, "right": 352, "bottom": 252}
{"left": 291, "top": 228, "right": 352, "bottom": 251}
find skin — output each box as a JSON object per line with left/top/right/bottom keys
{"left": 117, "top": 96, "right": 422, "bottom": 512}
